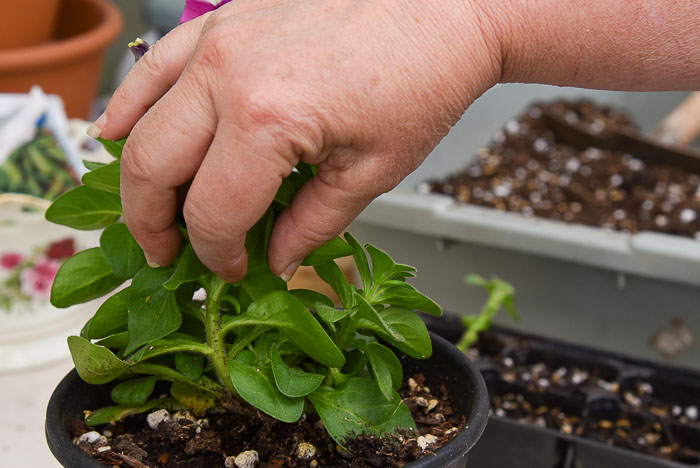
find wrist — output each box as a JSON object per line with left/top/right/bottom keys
{"left": 394, "top": 0, "right": 506, "bottom": 104}
{"left": 468, "top": 0, "right": 524, "bottom": 84}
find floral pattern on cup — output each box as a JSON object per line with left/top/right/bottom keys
{"left": 0, "top": 238, "right": 75, "bottom": 310}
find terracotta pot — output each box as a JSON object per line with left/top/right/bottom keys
{"left": 0, "top": 0, "right": 123, "bottom": 118}
{"left": 0, "top": 0, "right": 62, "bottom": 50}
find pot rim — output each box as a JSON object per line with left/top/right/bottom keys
{"left": 0, "top": 0, "right": 123, "bottom": 72}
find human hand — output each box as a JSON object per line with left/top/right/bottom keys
{"left": 90, "top": 0, "right": 503, "bottom": 282}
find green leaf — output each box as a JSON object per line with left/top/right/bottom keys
{"left": 297, "top": 162, "right": 317, "bottom": 179}
{"left": 273, "top": 178, "right": 296, "bottom": 207}
{"left": 86, "top": 399, "right": 162, "bottom": 426}
{"left": 245, "top": 209, "right": 274, "bottom": 266}
{"left": 313, "top": 261, "right": 353, "bottom": 308}
{"left": 341, "top": 349, "right": 368, "bottom": 377}
{"left": 95, "top": 332, "right": 129, "bottom": 349}
{"left": 309, "top": 377, "right": 415, "bottom": 445}
{"left": 97, "top": 137, "right": 126, "bottom": 159}
{"left": 111, "top": 376, "right": 157, "bottom": 406}
{"left": 238, "top": 270, "right": 286, "bottom": 302}
{"left": 355, "top": 293, "right": 403, "bottom": 342}
{"left": 344, "top": 233, "right": 371, "bottom": 292}
{"left": 45, "top": 185, "right": 122, "bottom": 230}
{"left": 301, "top": 237, "right": 354, "bottom": 266}
{"left": 134, "top": 337, "right": 208, "bottom": 362}
{"left": 290, "top": 289, "right": 351, "bottom": 323}
{"left": 228, "top": 358, "right": 304, "bottom": 423}
{"left": 51, "top": 248, "right": 124, "bottom": 308}
{"left": 175, "top": 353, "right": 205, "bottom": 381}
{"left": 466, "top": 274, "right": 518, "bottom": 322}
{"left": 365, "top": 343, "right": 402, "bottom": 401}
{"left": 228, "top": 291, "right": 344, "bottom": 368}
{"left": 83, "top": 160, "right": 107, "bottom": 171}
{"left": 368, "top": 307, "right": 432, "bottom": 359}
{"left": 253, "top": 332, "right": 283, "bottom": 364}
{"left": 81, "top": 162, "right": 120, "bottom": 195}
{"left": 373, "top": 281, "right": 442, "bottom": 317}
{"left": 163, "top": 242, "right": 208, "bottom": 290}
{"left": 330, "top": 349, "right": 368, "bottom": 387}
{"left": 100, "top": 223, "right": 146, "bottom": 279}
{"left": 86, "top": 287, "right": 130, "bottom": 339}
{"left": 270, "top": 344, "right": 324, "bottom": 398}
{"left": 170, "top": 376, "right": 221, "bottom": 416}
{"left": 126, "top": 267, "right": 181, "bottom": 355}
{"left": 67, "top": 336, "right": 128, "bottom": 384}
{"left": 366, "top": 244, "right": 416, "bottom": 283}
{"left": 80, "top": 318, "right": 93, "bottom": 338}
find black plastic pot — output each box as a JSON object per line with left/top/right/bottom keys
{"left": 46, "top": 332, "right": 489, "bottom": 468}
{"left": 423, "top": 313, "right": 700, "bottom": 468}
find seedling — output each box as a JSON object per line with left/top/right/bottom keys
{"left": 46, "top": 138, "right": 441, "bottom": 445}
{"left": 456, "top": 274, "right": 517, "bottom": 351}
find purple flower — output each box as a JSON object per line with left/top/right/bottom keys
{"left": 128, "top": 38, "right": 151, "bottom": 62}
{"left": 181, "top": 0, "right": 234, "bottom": 23}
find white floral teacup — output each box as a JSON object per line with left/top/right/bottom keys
{"left": 0, "top": 194, "right": 99, "bottom": 371}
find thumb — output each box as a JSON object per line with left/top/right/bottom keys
{"left": 268, "top": 157, "right": 388, "bottom": 280}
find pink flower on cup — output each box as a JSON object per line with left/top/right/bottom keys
{"left": 1, "top": 252, "right": 24, "bottom": 270}
{"left": 20, "top": 257, "right": 61, "bottom": 300}
{"left": 45, "top": 238, "right": 75, "bottom": 260}
{"left": 181, "top": 0, "right": 233, "bottom": 23}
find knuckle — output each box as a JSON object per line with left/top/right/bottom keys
{"left": 140, "top": 42, "right": 168, "bottom": 79}
{"left": 196, "top": 25, "right": 232, "bottom": 72}
{"left": 183, "top": 197, "right": 232, "bottom": 245}
{"left": 238, "top": 88, "right": 324, "bottom": 171}
{"left": 121, "top": 137, "right": 156, "bottom": 184}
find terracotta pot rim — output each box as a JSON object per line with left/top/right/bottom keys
{"left": 0, "top": 0, "right": 123, "bottom": 72}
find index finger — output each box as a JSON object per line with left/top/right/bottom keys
{"left": 120, "top": 76, "right": 217, "bottom": 267}
{"left": 91, "top": 13, "right": 209, "bottom": 140}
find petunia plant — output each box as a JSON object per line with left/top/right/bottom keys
{"left": 46, "top": 137, "right": 442, "bottom": 445}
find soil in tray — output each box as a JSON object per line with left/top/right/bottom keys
{"left": 71, "top": 373, "right": 464, "bottom": 468}
{"left": 469, "top": 332, "right": 700, "bottom": 465}
{"left": 427, "top": 99, "right": 700, "bottom": 239}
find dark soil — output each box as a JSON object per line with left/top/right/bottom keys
{"left": 466, "top": 329, "right": 700, "bottom": 465}
{"left": 72, "top": 373, "right": 464, "bottom": 468}
{"left": 427, "top": 100, "right": 700, "bottom": 239}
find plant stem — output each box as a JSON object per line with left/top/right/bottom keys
{"left": 138, "top": 341, "right": 212, "bottom": 361}
{"left": 227, "top": 325, "right": 266, "bottom": 357}
{"left": 131, "top": 363, "right": 219, "bottom": 389}
{"left": 334, "top": 319, "right": 356, "bottom": 351}
{"left": 205, "top": 276, "right": 236, "bottom": 394}
{"left": 456, "top": 281, "right": 513, "bottom": 352}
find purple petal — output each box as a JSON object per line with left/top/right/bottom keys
{"left": 181, "top": 0, "right": 234, "bottom": 23}
{"left": 128, "top": 38, "right": 150, "bottom": 62}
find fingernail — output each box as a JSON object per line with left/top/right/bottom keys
{"left": 145, "top": 255, "right": 161, "bottom": 269}
{"left": 280, "top": 260, "right": 302, "bottom": 282}
{"left": 86, "top": 113, "right": 107, "bottom": 139}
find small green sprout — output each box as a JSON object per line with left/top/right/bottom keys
{"left": 457, "top": 274, "right": 517, "bottom": 352}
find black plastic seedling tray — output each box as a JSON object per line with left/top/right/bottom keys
{"left": 423, "top": 314, "right": 700, "bottom": 468}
